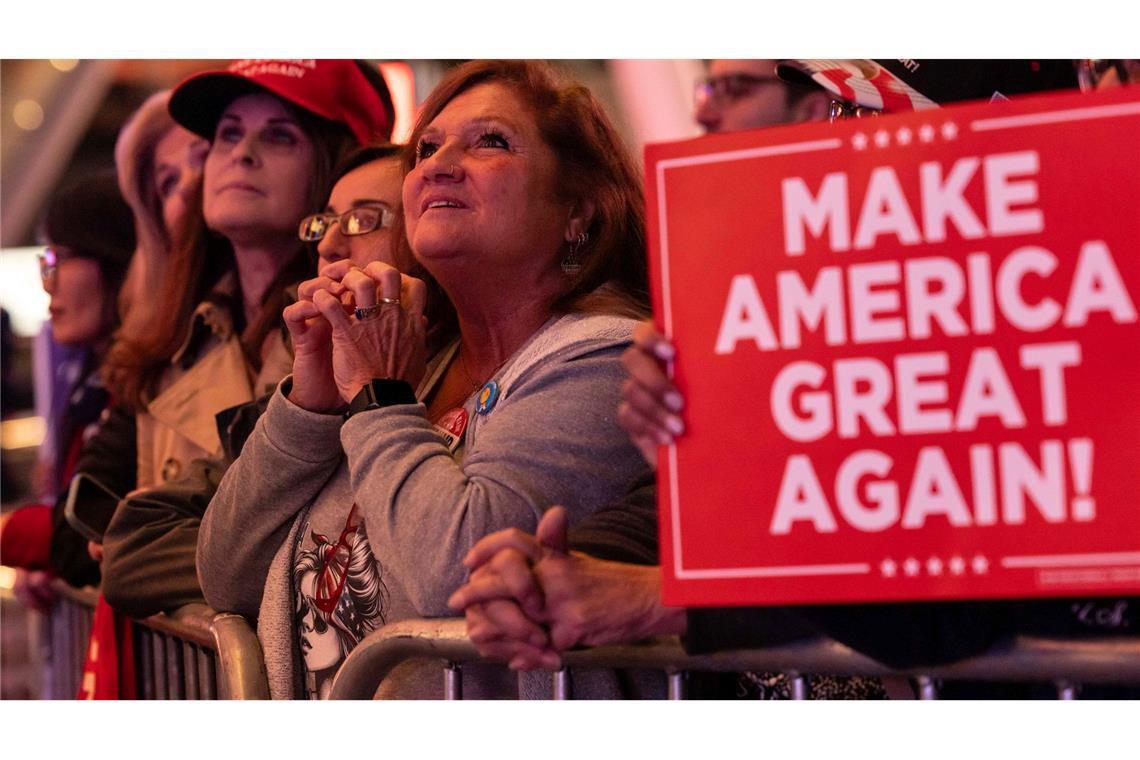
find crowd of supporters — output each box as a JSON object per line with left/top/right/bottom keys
{"left": 1, "top": 58, "right": 1136, "bottom": 700}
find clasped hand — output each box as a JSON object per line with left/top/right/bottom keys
{"left": 447, "top": 507, "right": 667, "bottom": 671}
{"left": 283, "top": 260, "right": 428, "bottom": 413}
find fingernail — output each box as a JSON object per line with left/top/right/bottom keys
{"left": 653, "top": 342, "right": 675, "bottom": 361}
{"left": 655, "top": 430, "right": 673, "bottom": 446}
{"left": 665, "top": 415, "right": 685, "bottom": 435}
{"left": 664, "top": 391, "right": 684, "bottom": 411}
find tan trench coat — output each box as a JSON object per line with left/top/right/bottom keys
{"left": 136, "top": 297, "right": 292, "bottom": 488}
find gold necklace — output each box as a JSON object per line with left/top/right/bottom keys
{"left": 457, "top": 349, "right": 482, "bottom": 391}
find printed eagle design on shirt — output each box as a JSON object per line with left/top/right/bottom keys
{"left": 293, "top": 504, "right": 389, "bottom": 684}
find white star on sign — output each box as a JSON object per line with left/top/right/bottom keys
{"left": 926, "top": 556, "right": 944, "bottom": 576}
{"left": 919, "top": 124, "right": 936, "bottom": 143}
{"left": 896, "top": 126, "right": 913, "bottom": 146}
{"left": 851, "top": 132, "right": 869, "bottom": 150}
{"left": 880, "top": 558, "right": 898, "bottom": 577}
{"left": 904, "top": 557, "right": 921, "bottom": 577}
{"left": 874, "top": 129, "right": 891, "bottom": 148}
{"left": 972, "top": 555, "right": 989, "bottom": 574}
{"left": 949, "top": 556, "right": 966, "bottom": 576}
{"left": 941, "top": 121, "right": 959, "bottom": 140}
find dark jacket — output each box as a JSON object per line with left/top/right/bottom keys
{"left": 100, "top": 393, "right": 270, "bottom": 618}
{"left": 49, "top": 401, "right": 137, "bottom": 588}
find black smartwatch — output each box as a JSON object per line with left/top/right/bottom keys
{"left": 345, "top": 378, "right": 417, "bottom": 419}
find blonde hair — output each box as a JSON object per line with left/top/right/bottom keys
{"left": 113, "top": 90, "right": 180, "bottom": 336}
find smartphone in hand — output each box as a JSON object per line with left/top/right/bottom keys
{"left": 64, "top": 472, "right": 123, "bottom": 544}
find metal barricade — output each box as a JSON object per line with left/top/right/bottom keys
{"left": 328, "top": 617, "right": 1140, "bottom": 700}
{"left": 42, "top": 581, "right": 99, "bottom": 699}
{"left": 211, "top": 612, "right": 271, "bottom": 699}
{"left": 130, "top": 605, "right": 270, "bottom": 699}
{"left": 36, "top": 580, "right": 269, "bottom": 699}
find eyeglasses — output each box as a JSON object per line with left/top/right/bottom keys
{"left": 37, "top": 247, "right": 64, "bottom": 284}
{"left": 298, "top": 205, "right": 394, "bottom": 242}
{"left": 694, "top": 74, "right": 784, "bottom": 107}
{"left": 828, "top": 99, "right": 882, "bottom": 122}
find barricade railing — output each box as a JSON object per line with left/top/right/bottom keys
{"left": 40, "top": 580, "right": 269, "bottom": 699}
{"left": 328, "top": 617, "right": 1140, "bottom": 700}
{"left": 42, "top": 580, "right": 99, "bottom": 699}
{"left": 127, "top": 605, "right": 270, "bottom": 699}
{"left": 210, "top": 612, "right": 271, "bottom": 699}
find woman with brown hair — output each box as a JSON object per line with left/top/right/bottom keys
{"left": 100, "top": 60, "right": 395, "bottom": 618}
{"left": 199, "top": 60, "right": 658, "bottom": 698}
{"left": 103, "top": 60, "right": 392, "bottom": 489}
{"left": 42, "top": 90, "right": 209, "bottom": 589}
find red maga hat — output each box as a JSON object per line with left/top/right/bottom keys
{"left": 776, "top": 59, "right": 1080, "bottom": 113}
{"left": 169, "top": 59, "right": 393, "bottom": 145}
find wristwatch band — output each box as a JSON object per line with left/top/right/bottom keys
{"left": 345, "top": 378, "right": 417, "bottom": 419}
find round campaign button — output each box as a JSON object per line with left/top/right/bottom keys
{"left": 475, "top": 380, "right": 500, "bottom": 415}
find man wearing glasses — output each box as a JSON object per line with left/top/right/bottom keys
{"left": 694, "top": 59, "right": 830, "bottom": 134}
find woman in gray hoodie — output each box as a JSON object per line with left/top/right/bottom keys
{"left": 199, "top": 61, "right": 657, "bottom": 699}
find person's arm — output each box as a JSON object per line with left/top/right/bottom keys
{"left": 49, "top": 401, "right": 137, "bottom": 588}
{"left": 343, "top": 340, "right": 649, "bottom": 617}
{"left": 101, "top": 458, "right": 223, "bottom": 618}
{"left": 565, "top": 478, "right": 821, "bottom": 654}
{"left": 565, "top": 471, "right": 659, "bottom": 564}
{"left": 197, "top": 381, "right": 344, "bottom": 618}
{"left": 450, "top": 502, "right": 686, "bottom": 670}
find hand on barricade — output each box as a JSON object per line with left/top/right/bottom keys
{"left": 309, "top": 260, "right": 429, "bottom": 402}
{"left": 618, "top": 321, "right": 684, "bottom": 468}
{"left": 450, "top": 507, "right": 568, "bottom": 669}
{"left": 534, "top": 549, "right": 674, "bottom": 652}
{"left": 450, "top": 507, "right": 685, "bottom": 669}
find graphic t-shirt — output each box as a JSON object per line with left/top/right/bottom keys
{"left": 293, "top": 503, "right": 388, "bottom": 699}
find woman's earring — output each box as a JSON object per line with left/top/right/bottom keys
{"left": 561, "top": 231, "right": 589, "bottom": 275}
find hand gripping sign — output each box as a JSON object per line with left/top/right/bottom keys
{"left": 646, "top": 87, "right": 1140, "bottom": 607}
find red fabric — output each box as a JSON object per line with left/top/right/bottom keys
{"left": 61, "top": 419, "right": 87, "bottom": 486}
{"left": 816, "top": 68, "right": 859, "bottom": 106}
{"left": 0, "top": 504, "right": 53, "bottom": 570}
{"left": 1, "top": 419, "right": 94, "bottom": 571}
{"left": 869, "top": 67, "right": 919, "bottom": 112}
{"left": 77, "top": 595, "right": 137, "bottom": 700}
{"left": 170, "top": 60, "right": 392, "bottom": 145}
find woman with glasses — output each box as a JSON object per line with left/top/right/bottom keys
{"left": 38, "top": 91, "right": 211, "bottom": 594}
{"left": 198, "top": 143, "right": 461, "bottom": 699}
{"left": 199, "top": 60, "right": 656, "bottom": 699}
{"left": 0, "top": 172, "right": 135, "bottom": 611}
{"left": 99, "top": 60, "right": 395, "bottom": 620}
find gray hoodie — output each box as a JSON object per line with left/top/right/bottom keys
{"left": 199, "top": 312, "right": 659, "bottom": 698}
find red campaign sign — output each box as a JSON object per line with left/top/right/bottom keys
{"left": 645, "top": 87, "right": 1140, "bottom": 608}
